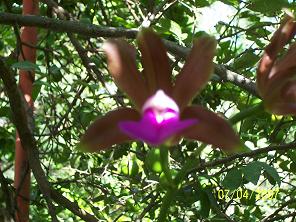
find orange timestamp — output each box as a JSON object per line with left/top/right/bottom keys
{"left": 215, "top": 188, "right": 279, "bottom": 201}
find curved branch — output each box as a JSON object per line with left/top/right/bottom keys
{"left": 190, "top": 141, "right": 296, "bottom": 173}
{"left": 0, "top": 12, "right": 138, "bottom": 38}
{"left": 0, "top": 57, "right": 99, "bottom": 222}
{"left": 0, "top": 12, "right": 258, "bottom": 97}
{"left": 262, "top": 198, "right": 296, "bottom": 222}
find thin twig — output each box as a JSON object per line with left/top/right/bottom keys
{"left": 190, "top": 141, "right": 296, "bottom": 173}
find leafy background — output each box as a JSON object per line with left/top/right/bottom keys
{"left": 0, "top": 0, "right": 296, "bottom": 221}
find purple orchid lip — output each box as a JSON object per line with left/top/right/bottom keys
{"left": 119, "top": 90, "right": 197, "bottom": 145}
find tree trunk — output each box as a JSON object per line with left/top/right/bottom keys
{"left": 14, "top": 1, "right": 38, "bottom": 222}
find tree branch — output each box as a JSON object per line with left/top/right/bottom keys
{"left": 264, "top": 211, "right": 296, "bottom": 222}
{"left": 0, "top": 57, "right": 58, "bottom": 222}
{"left": 262, "top": 198, "right": 296, "bottom": 222}
{"left": 0, "top": 57, "right": 99, "bottom": 222}
{"left": 0, "top": 12, "right": 258, "bottom": 97}
{"left": 50, "top": 189, "right": 99, "bottom": 222}
{"left": 0, "top": 12, "right": 137, "bottom": 38}
{"left": 190, "top": 141, "right": 296, "bottom": 173}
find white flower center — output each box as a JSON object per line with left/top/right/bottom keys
{"left": 142, "top": 90, "right": 179, "bottom": 113}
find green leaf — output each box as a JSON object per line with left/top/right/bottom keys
{"left": 159, "top": 169, "right": 178, "bottom": 190}
{"left": 0, "top": 107, "right": 12, "bottom": 120}
{"left": 220, "top": 0, "right": 239, "bottom": 6}
{"left": 289, "top": 162, "right": 296, "bottom": 173}
{"left": 288, "top": 150, "right": 296, "bottom": 162}
{"left": 233, "top": 51, "right": 260, "bottom": 70}
{"left": 0, "top": 40, "right": 4, "bottom": 50}
{"left": 195, "top": 0, "right": 210, "bottom": 7}
{"left": 279, "top": 160, "right": 290, "bottom": 171}
{"left": 49, "top": 65, "right": 63, "bottom": 82}
{"left": 32, "top": 81, "right": 42, "bottom": 100}
{"left": 113, "top": 145, "right": 128, "bottom": 160}
{"left": 120, "top": 158, "right": 139, "bottom": 177}
{"left": 59, "top": 147, "right": 72, "bottom": 163}
{"left": 242, "top": 161, "right": 261, "bottom": 185}
{"left": 260, "top": 162, "right": 281, "bottom": 186}
{"left": 247, "top": 0, "right": 289, "bottom": 15}
{"left": 198, "top": 190, "right": 210, "bottom": 218}
{"left": 252, "top": 206, "right": 263, "bottom": 219}
{"left": 169, "top": 20, "right": 188, "bottom": 41}
{"left": 80, "top": 110, "right": 96, "bottom": 127}
{"left": 11, "top": 61, "right": 40, "bottom": 71}
{"left": 222, "top": 168, "right": 242, "bottom": 190}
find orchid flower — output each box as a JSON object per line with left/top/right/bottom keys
{"left": 257, "top": 15, "right": 296, "bottom": 115}
{"left": 81, "top": 29, "right": 240, "bottom": 152}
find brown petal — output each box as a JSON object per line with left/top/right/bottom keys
{"left": 267, "top": 43, "right": 296, "bottom": 88}
{"left": 180, "top": 106, "right": 241, "bottom": 151}
{"left": 103, "top": 40, "right": 149, "bottom": 109}
{"left": 257, "top": 15, "right": 296, "bottom": 95}
{"left": 137, "top": 28, "right": 173, "bottom": 95}
{"left": 80, "top": 108, "right": 141, "bottom": 152}
{"left": 259, "top": 42, "right": 296, "bottom": 112}
{"left": 265, "top": 103, "right": 296, "bottom": 116}
{"left": 264, "top": 79, "right": 296, "bottom": 115}
{"left": 172, "top": 36, "right": 217, "bottom": 110}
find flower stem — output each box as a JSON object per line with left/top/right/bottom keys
{"left": 159, "top": 146, "right": 173, "bottom": 184}
{"left": 157, "top": 146, "right": 176, "bottom": 221}
{"left": 157, "top": 188, "right": 174, "bottom": 222}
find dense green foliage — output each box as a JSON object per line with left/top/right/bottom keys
{"left": 0, "top": 0, "right": 296, "bottom": 221}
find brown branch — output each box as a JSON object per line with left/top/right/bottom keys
{"left": 0, "top": 12, "right": 137, "bottom": 38}
{"left": 0, "top": 57, "right": 99, "bottom": 222}
{"left": 190, "top": 141, "right": 296, "bottom": 173}
{"left": 0, "top": 57, "right": 58, "bottom": 222}
{"left": 50, "top": 190, "right": 99, "bottom": 222}
{"left": 0, "top": 12, "right": 258, "bottom": 97}
{"left": 263, "top": 212, "right": 296, "bottom": 222}
{"left": 262, "top": 198, "right": 296, "bottom": 222}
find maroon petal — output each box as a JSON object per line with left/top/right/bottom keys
{"left": 103, "top": 40, "right": 149, "bottom": 109}
{"left": 80, "top": 108, "right": 141, "bottom": 152}
{"left": 265, "top": 103, "right": 296, "bottom": 116}
{"left": 172, "top": 36, "right": 217, "bottom": 110}
{"left": 265, "top": 43, "right": 296, "bottom": 92}
{"left": 264, "top": 78, "right": 296, "bottom": 115}
{"left": 137, "top": 28, "right": 173, "bottom": 95}
{"left": 179, "top": 106, "right": 241, "bottom": 151}
{"left": 257, "top": 15, "right": 296, "bottom": 95}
